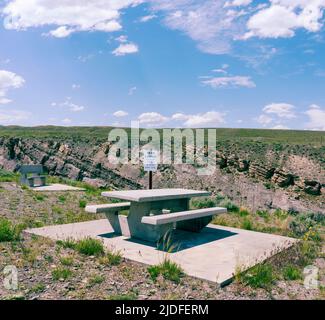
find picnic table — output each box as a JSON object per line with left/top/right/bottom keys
{"left": 86, "top": 188, "right": 227, "bottom": 243}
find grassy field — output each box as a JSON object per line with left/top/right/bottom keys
{"left": 1, "top": 126, "right": 325, "bottom": 146}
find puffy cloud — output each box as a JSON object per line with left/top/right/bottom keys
{"left": 0, "top": 70, "right": 25, "bottom": 104}
{"left": 52, "top": 97, "right": 85, "bottom": 112}
{"left": 201, "top": 75, "right": 256, "bottom": 89}
{"left": 139, "top": 14, "right": 157, "bottom": 22}
{"left": 2, "top": 0, "right": 142, "bottom": 37}
{"left": 263, "top": 103, "right": 296, "bottom": 119}
{"left": 48, "top": 26, "right": 74, "bottom": 38}
{"left": 256, "top": 102, "right": 296, "bottom": 128}
{"left": 113, "top": 110, "right": 129, "bottom": 117}
{"left": 172, "top": 111, "right": 226, "bottom": 127}
{"left": 0, "top": 109, "right": 30, "bottom": 124}
{"left": 244, "top": 0, "right": 325, "bottom": 39}
{"left": 149, "top": 0, "right": 247, "bottom": 54}
{"left": 256, "top": 114, "right": 273, "bottom": 126}
{"left": 138, "top": 112, "right": 169, "bottom": 125}
{"left": 3, "top": 0, "right": 325, "bottom": 54}
{"left": 305, "top": 104, "right": 325, "bottom": 130}
{"left": 112, "top": 42, "right": 139, "bottom": 56}
{"left": 224, "top": 0, "right": 253, "bottom": 7}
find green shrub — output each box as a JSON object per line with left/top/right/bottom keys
{"left": 88, "top": 275, "right": 105, "bottom": 287}
{"left": 220, "top": 200, "right": 239, "bottom": 212}
{"left": 56, "top": 238, "right": 76, "bottom": 249}
{"left": 238, "top": 208, "right": 250, "bottom": 217}
{"left": 99, "top": 250, "right": 122, "bottom": 266}
{"left": 241, "top": 218, "right": 253, "bottom": 230}
{"left": 60, "top": 256, "right": 74, "bottom": 266}
{"left": 0, "top": 218, "right": 20, "bottom": 242}
{"left": 243, "top": 264, "right": 275, "bottom": 289}
{"left": 256, "top": 210, "right": 269, "bottom": 220}
{"left": 274, "top": 209, "right": 288, "bottom": 220}
{"left": 282, "top": 265, "right": 302, "bottom": 281}
{"left": 107, "top": 251, "right": 122, "bottom": 265}
{"left": 0, "top": 169, "right": 17, "bottom": 182}
{"left": 79, "top": 200, "right": 87, "bottom": 208}
{"left": 52, "top": 267, "right": 72, "bottom": 281}
{"left": 58, "top": 195, "right": 66, "bottom": 203}
{"left": 192, "top": 198, "right": 216, "bottom": 209}
{"left": 34, "top": 194, "right": 45, "bottom": 201}
{"left": 76, "top": 237, "right": 104, "bottom": 256}
{"left": 108, "top": 293, "right": 137, "bottom": 300}
{"left": 148, "top": 259, "right": 183, "bottom": 283}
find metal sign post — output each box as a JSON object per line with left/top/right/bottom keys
{"left": 143, "top": 149, "right": 158, "bottom": 190}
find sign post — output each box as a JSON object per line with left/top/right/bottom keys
{"left": 143, "top": 149, "right": 158, "bottom": 190}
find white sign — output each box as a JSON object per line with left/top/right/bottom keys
{"left": 143, "top": 149, "right": 158, "bottom": 172}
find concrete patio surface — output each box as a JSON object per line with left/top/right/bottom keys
{"left": 31, "top": 184, "right": 85, "bottom": 192}
{"left": 26, "top": 219, "right": 297, "bottom": 285}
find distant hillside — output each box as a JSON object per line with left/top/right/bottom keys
{"left": 0, "top": 126, "right": 324, "bottom": 213}
{"left": 0, "top": 126, "right": 325, "bottom": 146}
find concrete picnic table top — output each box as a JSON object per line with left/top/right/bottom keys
{"left": 101, "top": 188, "right": 211, "bottom": 203}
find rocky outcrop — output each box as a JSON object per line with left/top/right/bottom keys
{"left": 304, "top": 180, "right": 322, "bottom": 196}
{"left": 0, "top": 137, "right": 323, "bottom": 204}
{"left": 271, "top": 170, "right": 295, "bottom": 188}
{"left": 249, "top": 163, "right": 275, "bottom": 180}
{"left": 0, "top": 137, "right": 141, "bottom": 190}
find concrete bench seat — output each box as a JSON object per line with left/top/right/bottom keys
{"left": 85, "top": 202, "right": 131, "bottom": 235}
{"left": 19, "top": 164, "right": 46, "bottom": 187}
{"left": 85, "top": 202, "right": 131, "bottom": 214}
{"left": 141, "top": 207, "right": 227, "bottom": 226}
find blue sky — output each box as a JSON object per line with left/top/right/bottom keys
{"left": 0, "top": 0, "right": 325, "bottom": 130}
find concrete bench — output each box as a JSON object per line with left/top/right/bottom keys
{"left": 142, "top": 207, "right": 227, "bottom": 233}
{"left": 19, "top": 165, "right": 46, "bottom": 187}
{"left": 85, "top": 202, "right": 131, "bottom": 235}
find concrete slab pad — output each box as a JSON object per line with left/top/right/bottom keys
{"left": 31, "top": 184, "right": 85, "bottom": 192}
{"left": 26, "top": 219, "right": 297, "bottom": 285}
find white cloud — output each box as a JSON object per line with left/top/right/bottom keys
{"left": 272, "top": 124, "right": 289, "bottom": 130}
{"left": 0, "top": 70, "right": 25, "bottom": 104}
{"left": 4, "top": 0, "right": 325, "bottom": 55}
{"left": 305, "top": 104, "right": 325, "bottom": 130}
{"left": 112, "top": 42, "right": 139, "bottom": 56}
{"left": 201, "top": 75, "right": 256, "bottom": 89}
{"left": 149, "top": 0, "right": 247, "bottom": 54}
{"left": 224, "top": 0, "right": 252, "bottom": 7}
{"left": 48, "top": 26, "right": 74, "bottom": 38}
{"left": 172, "top": 111, "right": 226, "bottom": 127}
{"left": 2, "top": 0, "right": 142, "bottom": 37}
{"left": 62, "top": 118, "right": 72, "bottom": 125}
{"left": 52, "top": 97, "right": 85, "bottom": 112}
{"left": 128, "top": 86, "right": 137, "bottom": 95}
{"left": 256, "top": 114, "right": 273, "bottom": 126}
{"left": 138, "top": 112, "right": 169, "bottom": 125}
{"left": 139, "top": 14, "right": 157, "bottom": 22}
{"left": 256, "top": 102, "right": 297, "bottom": 128}
{"left": 243, "top": 1, "right": 325, "bottom": 39}
{"left": 72, "top": 84, "right": 81, "bottom": 90}
{"left": 263, "top": 103, "right": 296, "bottom": 119}
{"left": 116, "top": 35, "right": 128, "bottom": 43}
{"left": 0, "top": 109, "right": 30, "bottom": 124}
{"left": 113, "top": 110, "right": 129, "bottom": 117}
